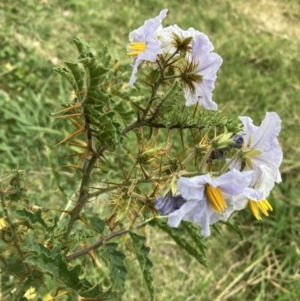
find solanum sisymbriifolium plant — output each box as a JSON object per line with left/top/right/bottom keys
{"left": 0, "top": 8, "right": 283, "bottom": 301}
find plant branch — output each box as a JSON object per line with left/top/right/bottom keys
{"left": 66, "top": 217, "right": 165, "bottom": 262}
{"left": 122, "top": 120, "right": 205, "bottom": 135}
{"left": 63, "top": 146, "right": 106, "bottom": 240}
{"left": 88, "top": 175, "right": 172, "bottom": 199}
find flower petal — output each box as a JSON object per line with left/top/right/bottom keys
{"left": 127, "top": 9, "right": 168, "bottom": 86}
{"left": 177, "top": 174, "right": 211, "bottom": 200}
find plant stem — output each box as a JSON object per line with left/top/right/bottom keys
{"left": 122, "top": 120, "right": 205, "bottom": 136}
{"left": 88, "top": 175, "right": 170, "bottom": 199}
{"left": 63, "top": 147, "right": 105, "bottom": 240}
{"left": 66, "top": 217, "right": 165, "bottom": 262}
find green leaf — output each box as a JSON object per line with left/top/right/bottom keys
{"left": 64, "top": 62, "right": 86, "bottom": 97}
{"left": 23, "top": 243, "right": 61, "bottom": 259}
{"left": 24, "top": 251, "right": 82, "bottom": 290}
{"left": 54, "top": 67, "right": 77, "bottom": 92}
{"left": 129, "top": 232, "right": 154, "bottom": 301}
{"left": 89, "top": 216, "right": 105, "bottom": 234}
{"left": 113, "top": 100, "right": 134, "bottom": 125}
{"left": 156, "top": 220, "right": 208, "bottom": 267}
{"left": 72, "top": 37, "right": 95, "bottom": 60}
{"left": 7, "top": 261, "right": 27, "bottom": 278}
{"left": 25, "top": 244, "right": 117, "bottom": 300}
{"left": 56, "top": 38, "right": 123, "bottom": 151}
{"left": 15, "top": 209, "right": 49, "bottom": 230}
{"left": 78, "top": 285, "right": 119, "bottom": 300}
{"left": 104, "top": 243, "right": 127, "bottom": 290}
{"left": 219, "top": 220, "right": 244, "bottom": 239}
{"left": 68, "top": 232, "right": 94, "bottom": 245}
{"left": 212, "top": 223, "right": 223, "bottom": 237}
{"left": 80, "top": 57, "right": 109, "bottom": 87}
{"left": 181, "top": 221, "right": 206, "bottom": 255}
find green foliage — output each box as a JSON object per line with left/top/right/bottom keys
{"left": 102, "top": 243, "right": 128, "bottom": 290}
{"left": 23, "top": 244, "right": 119, "bottom": 300}
{"left": 24, "top": 248, "right": 81, "bottom": 290}
{"left": 156, "top": 220, "right": 208, "bottom": 267}
{"left": 89, "top": 215, "right": 106, "bottom": 234}
{"left": 129, "top": 232, "right": 154, "bottom": 301}
{"left": 54, "top": 38, "right": 125, "bottom": 150}
{"left": 16, "top": 209, "right": 50, "bottom": 231}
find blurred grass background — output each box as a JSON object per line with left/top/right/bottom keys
{"left": 0, "top": 0, "right": 300, "bottom": 300}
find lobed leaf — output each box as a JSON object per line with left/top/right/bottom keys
{"left": 129, "top": 232, "right": 154, "bottom": 301}
{"left": 15, "top": 209, "right": 49, "bottom": 230}
{"left": 181, "top": 221, "right": 206, "bottom": 255}
{"left": 103, "top": 243, "right": 128, "bottom": 290}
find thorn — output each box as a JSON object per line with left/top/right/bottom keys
{"left": 61, "top": 164, "right": 83, "bottom": 171}
{"left": 49, "top": 104, "right": 81, "bottom": 116}
{"left": 52, "top": 113, "right": 82, "bottom": 119}
{"left": 53, "top": 128, "right": 85, "bottom": 148}
{"left": 192, "top": 102, "right": 199, "bottom": 118}
{"left": 140, "top": 165, "right": 149, "bottom": 178}
{"left": 179, "top": 128, "right": 184, "bottom": 149}
{"left": 69, "top": 118, "right": 84, "bottom": 130}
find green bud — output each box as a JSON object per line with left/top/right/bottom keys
{"left": 212, "top": 132, "right": 235, "bottom": 149}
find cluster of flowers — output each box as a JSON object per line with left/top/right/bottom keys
{"left": 126, "top": 9, "right": 223, "bottom": 110}
{"left": 155, "top": 112, "right": 282, "bottom": 236}
{"left": 127, "top": 9, "right": 283, "bottom": 236}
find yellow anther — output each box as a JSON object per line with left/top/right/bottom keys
{"left": 205, "top": 184, "right": 227, "bottom": 213}
{"left": 126, "top": 42, "right": 146, "bottom": 56}
{"left": 248, "top": 199, "right": 273, "bottom": 220}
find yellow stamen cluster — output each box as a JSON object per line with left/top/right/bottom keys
{"left": 126, "top": 42, "right": 146, "bottom": 56}
{"left": 248, "top": 199, "right": 273, "bottom": 220}
{"left": 205, "top": 184, "right": 227, "bottom": 213}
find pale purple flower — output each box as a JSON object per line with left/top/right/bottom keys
{"left": 183, "top": 33, "right": 223, "bottom": 109}
{"left": 230, "top": 112, "right": 283, "bottom": 183}
{"left": 158, "top": 25, "right": 198, "bottom": 55}
{"left": 127, "top": 9, "right": 168, "bottom": 86}
{"left": 229, "top": 165, "right": 276, "bottom": 211}
{"left": 168, "top": 170, "right": 253, "bottom": 237}
{"left": 154, "top": 192, "right": 187, "bottom": 215}
{"left": 228, "top": 165, "right": 276, "bottom": 220}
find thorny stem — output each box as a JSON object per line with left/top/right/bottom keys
{"left": 122, "top": 120, "right": 204, "bottom": 136}
{"left": 0, "top": 192, "right": 25, "bottom": 262}
{"left": 63, "top": 147, "right": 106, "bottom": 240}
{"left": 88, "top": 175, "right": 170, "bottom": 199}
{"left": 66, "top": 216, "right": 166, "bottom": 262}
{"left": 141, "top": 78, "right": 163, "bottom": 120}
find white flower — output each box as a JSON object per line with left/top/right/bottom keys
{"left": 167, "top": 170, "right": 253, "bottom": 236}
{"left": 183, "top": 33, "right": 223, "bottom": 109}
{"left": 230, "top": 165, "right": 275, "bottom": 220}
{"left": 127, "top": 9, "right": 168, "bottom": 86}
{"left": 158, "top": 25, "right": 198, "bottom": 55}
{"left": 158, "top": 26, "right": 223, "bottom": 109}
{"left": 230, "top": 112, "right": 283, "bottom": 183}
